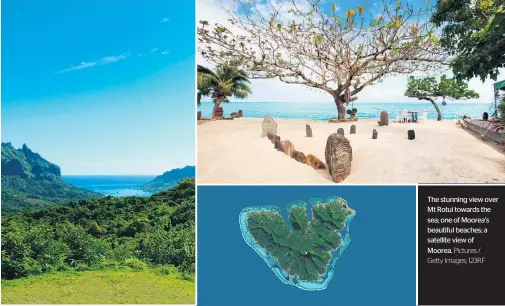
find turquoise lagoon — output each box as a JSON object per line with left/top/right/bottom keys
{"left": 199, "top": 101, "right": 491, "bottom": 120}
{"left": 239, "top": 196, "right": 355, "bottom": 291}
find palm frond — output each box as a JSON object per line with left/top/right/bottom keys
{"left": 233, "top": 90, "right": 251, "bottom": 99}
{"left": 197, "top": 65, "right": 214, "bottom": 76}
{"left": 197, "top": 64, "right": 252, "bottom": 104}
{"left": 233, "top": 82, "right": 252, "bottom": 93}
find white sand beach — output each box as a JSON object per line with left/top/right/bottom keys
{"left": 197, "top": 118, "right": 505, "bottom": 184}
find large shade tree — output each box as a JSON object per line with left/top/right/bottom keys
{"left": 198, "top": 0, "right": 447, "bottom": 120}
{"left": 405, "top": 74, "right": 479, "bottom": 120}
{"left": 197, "top": 65, "right": 252, "bottom": 117}
{"left": 431, "top": 0, "right": 505, "bottom": 81}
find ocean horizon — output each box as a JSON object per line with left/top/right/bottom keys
{"left": 198, "top": 101, "right": 494, "bottom": 121}
{"left": 63, "top": 175, "right": 155, "bottom": 197}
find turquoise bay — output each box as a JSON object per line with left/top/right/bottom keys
{"left": 63, "top": 175, "right": 155, "bottom": 197}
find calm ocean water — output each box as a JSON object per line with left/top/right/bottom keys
{"left": 198, "top": 101, "right": 493, "bottom": 121}
{"left": 198, "top": 186, "right": 416, "bottom": 306}
{"left": 63, "top": 175, "right": 155, "bottom": 197}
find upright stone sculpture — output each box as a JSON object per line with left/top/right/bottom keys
{"left": 372, "top": 129, "right": 378, "bottom": 139}
{"left": 325, "top": 133, "right": 353, "bottom": 183}
{"left": 306, "top": 124, "right": 312, "bottom": 137}
{"left": 378, "top": 111, "right": 389, "bottom": 126}
{"left": 271, "top": 135, "right": 280, "bottom": 144}
{"left": 408, "top": 130, "right": 415, "bottom": 140}
{"left": 337, "top": 128, "right": 345, "bottom": 136}
{"left": 238, "top": 110, "right": 243, "bottom": 117}
{"left": 282, "top": 140, "right": 295, "bottom": 157}
{"left": 262, "top": 115, "right": 277, "bottom": 138}
{"left": 350, "top": 125, "right": 356, "bottom": 134}
{"left": 197, "top": 111, "right": 202, "bottom": 120}
{"left": 306, "top": 154, "right": 326, "bottom": 170}
{"left": 267, "top": 132, "right": 274, "bottom": 142}
{"left": 274, "top": 137, "right": 282, "bottom": 150}
{"left": 293, "top": 151, "right": 306, "bottom": 164}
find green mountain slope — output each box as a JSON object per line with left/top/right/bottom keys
{"left": 1, "top": 178, "right": 195, "bottom": 281}
{"left": 1, "top": 143, "right": 100, "bottom": 213}
{"left": 142, "top": 165, "right": 195, "bottom": 193}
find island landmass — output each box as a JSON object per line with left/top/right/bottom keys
{"left": 239, "top": 197, "right": 355, "bottom": 290}
{"left": 142, "top": 166, "right": 195, "bottom": 193}
{"left": 1, "top": 143, "right": 101, "bottom": 213}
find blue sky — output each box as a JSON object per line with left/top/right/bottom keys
{"left": 2, "top": 0, "right": 195, "bottom": 175}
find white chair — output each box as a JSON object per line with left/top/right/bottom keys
{"left": 396, "top": 111, "right": 403, "bottom": 123}
{"left": 418, "top": 111, "right": 428, "bottom": 123}
{"left": 401, "top": 109, "right": 411, "bottom": 123}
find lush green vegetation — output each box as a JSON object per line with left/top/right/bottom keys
{"left": 197, "top": 64, "right": 252, "bottom": 115}
{"left": 142, "top": 165, "right": 195, "bottom": 193}
{"left": 1, "top": 143, "right": 100, "bottom": 213}
{"left": 246, "top": 198, "right": 355, "bottom": 281}
{"left": 1, "top": 179, "right": 195, "bottom": 282}
{"left": 1, "top": 268, "right": 194, "bottom": 304}
{"left": 405, "top": 75, "right": 479, "bottom": 120}
{"left": 431, "top": 0, "right": 504, "bottom": 81}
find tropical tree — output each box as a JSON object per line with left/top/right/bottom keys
{"left": 431, "top": 0, "right": 505, "bottom": 81}
{"left": 405, "top": 75, "right": 479, "bottom": 120}
{"left": 197, "top": 65, "right": 213, "bottom": 106}
{"left": 196, "top": 65, "right": 252, "bottom": 117}
{"left": 198, "top": 0, "right": 447, "bottom": 120}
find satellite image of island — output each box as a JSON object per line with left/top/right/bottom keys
{"left": 239, "top": 196, "right": 355, "bottom": 291}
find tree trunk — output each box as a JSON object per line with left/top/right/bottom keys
{"left": 212, "top": 100, "right": 222, "bottom": 118}
{"left": 335, "top": 99, "right": 346, "bottom": 120}
{"left": 429, "top": 98, "right": 442, "bottom": 121}
{"left": 420, "top": 97, "right": 442, "bottom": 121}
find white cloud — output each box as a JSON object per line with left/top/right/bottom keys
{"left": 161, "top": 50, "right": 169, "bottom": 55}
{"left": 150, "top": 48, "right": 159, "bottom": 53}
{"left": 160, "top": 17, "right": 169, "bottom": 23}
{"left": 100, "top": 53, "right": 130, "bottom": 64}
{"left": 56, "top": 52, "right": 131, "bottom": 73}
{"left": 198, "top": 0, "right": 503, "bottom": 103}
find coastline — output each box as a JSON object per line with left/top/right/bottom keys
{"left": 197, "top": 101, "right": 490, "bottom": 121}
{"left": 63, "top": 175, "right": 155, "bottom": 197}
{"left": 198, "top": 118, "right": 505, "bottom": 184}
{"left": 238, "top": 198, "right": 355, "bottom": 291}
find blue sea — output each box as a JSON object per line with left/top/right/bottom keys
{"left": 63, "top": 175, "right": 155, "bottom": 197}
{"left": 198, "top": 101, "right": 493, "bottom": 120}
{"left": 197, "top": 186, "right": 417, "bottom": 306}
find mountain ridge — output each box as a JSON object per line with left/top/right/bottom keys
{"left": 1, "top": 143, "right": 100, "bottom": 213}
{"left": 142, "top": 166, "right": 195, "bottom": 193}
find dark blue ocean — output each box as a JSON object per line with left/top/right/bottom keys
{"left": 63, "top": 175, "right": 155, "bottom": 197}
{"left": 198, "top": 101, "right": 493, "bottom": 120}
{"left": 198, "top": 186, "right": 417, "bottom": 306}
